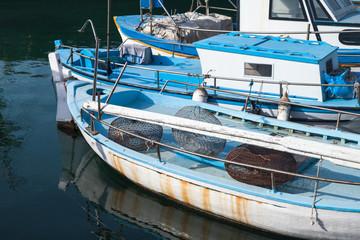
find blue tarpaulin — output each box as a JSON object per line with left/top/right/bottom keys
{"left": 141, "top": 0, "right": 163, "bottom": 8}
{"left": 324, "top": 70, "right": 359, "bottom": 99}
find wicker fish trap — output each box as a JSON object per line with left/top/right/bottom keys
{"left": 108, "top": 117, "right": 163, "bottom": 151}
{"left": 225, "top": 144, "right": 297, "bottom": 187}
{"left": 172, "top": 106, "right": 226, "bottom": 157}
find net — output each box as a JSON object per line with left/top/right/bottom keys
{"left": 108, "top": 117, "right": 163, "bottom": 151}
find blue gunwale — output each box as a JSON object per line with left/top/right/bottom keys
{"left": 114, "top": 15, "right": 199, "bottom": 58}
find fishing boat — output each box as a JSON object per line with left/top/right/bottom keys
{"left": 50, "top": 30, "right": 360, "bottom": 123}
{"left": 114, "top": 0, "right": 360, "bottom": 65}
{"left": 66, "top": 78, "right": 360, "bottom": 239}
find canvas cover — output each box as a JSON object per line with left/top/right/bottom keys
{"left": 139, "top": 12, "right": 233, "bottom": 43}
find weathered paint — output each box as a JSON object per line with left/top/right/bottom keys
{"left": 107, "top": 148, "right": 257, "bottom": 227}
{"left": 79, "top": 127, "right": 360, "bottom": 239}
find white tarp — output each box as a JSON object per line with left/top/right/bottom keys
{"left": 139, "top": 12, "right": 232, "bottom": 43}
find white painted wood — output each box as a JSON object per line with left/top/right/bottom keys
{"left": 83, "top": 100, "right": 360, "bottom": 168}
{"left": 55, "top": 82, "right": 73, "bottom": 123}
{"left": 197, "top": 48, "right": 334, "bottom": 102}
{"left": 48, "top": 52, "right": 64, "bottom": 83}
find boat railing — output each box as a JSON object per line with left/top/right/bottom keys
{"left": 60, "top": 43, "right": 360, "bottom": 93}
{"left": 81, "top": 107, "right": 360, "bottom": 194}
{"left": 160, "top": 79, "right": 360, "bottom": 131}
{"left": 191, "top": 0, "right": 237, "bottom": 13}
{"left": 59, "top": 43, "right": 360, "bottom": 120}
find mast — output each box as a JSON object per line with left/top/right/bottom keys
{"left": 106, "top": 0, "right": 112, "bottom": 75}
{"left": 236, "top": 0, "right": 240, "bottom": 31}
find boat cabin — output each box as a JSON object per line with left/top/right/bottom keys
{"left": 239, "top": 0, "right": 360, "bottom": 49}
{"left": 194, "top": 32, "right": 339, "bottom": 102}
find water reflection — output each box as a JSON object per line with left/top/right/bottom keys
{"left": 0, "top": 61, "right": 25, "bottom": 191}
{"left": 57, "top": 130, "right": 274, "bottom": 240}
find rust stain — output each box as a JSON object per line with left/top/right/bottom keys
{"left": 130, "top": 162, "right": 139, "bottom": 183}
{"left": 180, "top": 180, "right": 191, "bottom": 205}
{"left": 109, "top": 152, "right": 124, "bottom": 175}
{"left": 231, "top": 195, "right": 254, "bottom": 225}
{"left": 202, "top": 188, "right": 211, "bottom": 212}
{"left": 160, "top": 174, "right": 175, "bottom": 199}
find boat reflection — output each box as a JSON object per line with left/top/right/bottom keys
{"left": 57, "top": 130, "right": 274, "bottom": 240}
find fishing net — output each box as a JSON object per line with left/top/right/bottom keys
{"left": 225, "top": 144, "right": 296, "bottom": 187}
{"left": 172, "top": 106, "right": 226, "bottom": 157}
{"left": 108, "top": 117, "right": 163, "bottom": 151}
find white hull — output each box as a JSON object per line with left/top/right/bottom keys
{"left": 80, "top": 127, "right": 360, "bottom": 239}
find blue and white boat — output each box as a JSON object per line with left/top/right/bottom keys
{"left": 50, "top": 32, "right": 360, "bottom": 123}
{"left": 67, "top": 78, "right": 360, "bottom": 239}
{"left": 114, "top": 0, "right": 360, "bottom": 65}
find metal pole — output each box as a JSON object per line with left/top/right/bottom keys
{"left": 106, "top": 0, "right": 112, "bottom": 76}
{"left": 205, "top": 0, "right": 210, "bottom": 15}
{"left": 236, "top": 0, "right": 240, "bottom": 31}
{"left": 150, "top": 0, "right": 153, "bottom": 35}
{"left": 140, "top": 0, "right": 143, "bottom": 21}
{"left": 306, "top": 24, "right": 311, "bottom": 40}
{"left": 78, "top": 19, "right": 100, "bottom": 135}
{"left": 311, "top": 157, "right": 323, "bottom": 225}
{"left": 156, "top": 70, "right": 160, "bottom": 88}
{"left": 97, "top": 90, "right": 102, "bottom": 120}
{"left": 271, "top": 172, "right": 275, "bottom": 191}
{"left": 336, "top": 113, "right": 341, "bottom": 130}
{"left": 105, "top": 61, "right": 129, "bottom": 104}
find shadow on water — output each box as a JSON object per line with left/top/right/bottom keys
{"left": 57, "top": 130, "right": 289, "bottom": 240}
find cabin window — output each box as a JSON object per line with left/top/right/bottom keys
{"left": 339, "top": 29, "right": 360, "bottom": 45}
{"left": 269, "top": 0, "right": 307, "bottom": 21}
{"left": 244, "top": 63, "right": 273, "bottom": 78}
{"left": 339, "top": 0, "right": 352, "bottom": 7}
{"left": 327, "top": 0, "right": 341, "bottom": 11}
{"left": 326, "top": 59, "right": 333, "bottom": 73}
{"left": 310, "top": 0, "right": 332, "bottom": 21}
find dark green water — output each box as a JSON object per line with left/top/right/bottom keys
{"left": 0, "top": 1, "right": 291, "bottom": 239}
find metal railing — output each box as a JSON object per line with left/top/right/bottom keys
{"left": 160, "top": 79, "right": 360, "bottom": 131}
{"left": 60, "top": 43, "right": 359, "bottom": 90}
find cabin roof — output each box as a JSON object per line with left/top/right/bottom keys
{"left": 194, "top": 33, "right": 338, "bottom": 64}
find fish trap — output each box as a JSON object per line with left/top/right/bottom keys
{"left": 172, "top": 106, "right": 226, "bottom": 157}
{"left": 108, "top": 117, "right": 163, "bottom": 151}
{"left": 225, "top": 144, "right": 296, "bottom": 187}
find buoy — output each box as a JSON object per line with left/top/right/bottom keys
{"left": 192, "top": 87, "right": 208, "bottom": 102}
{"left": 277, "top": 91, "right": 291, "bottom": 121}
